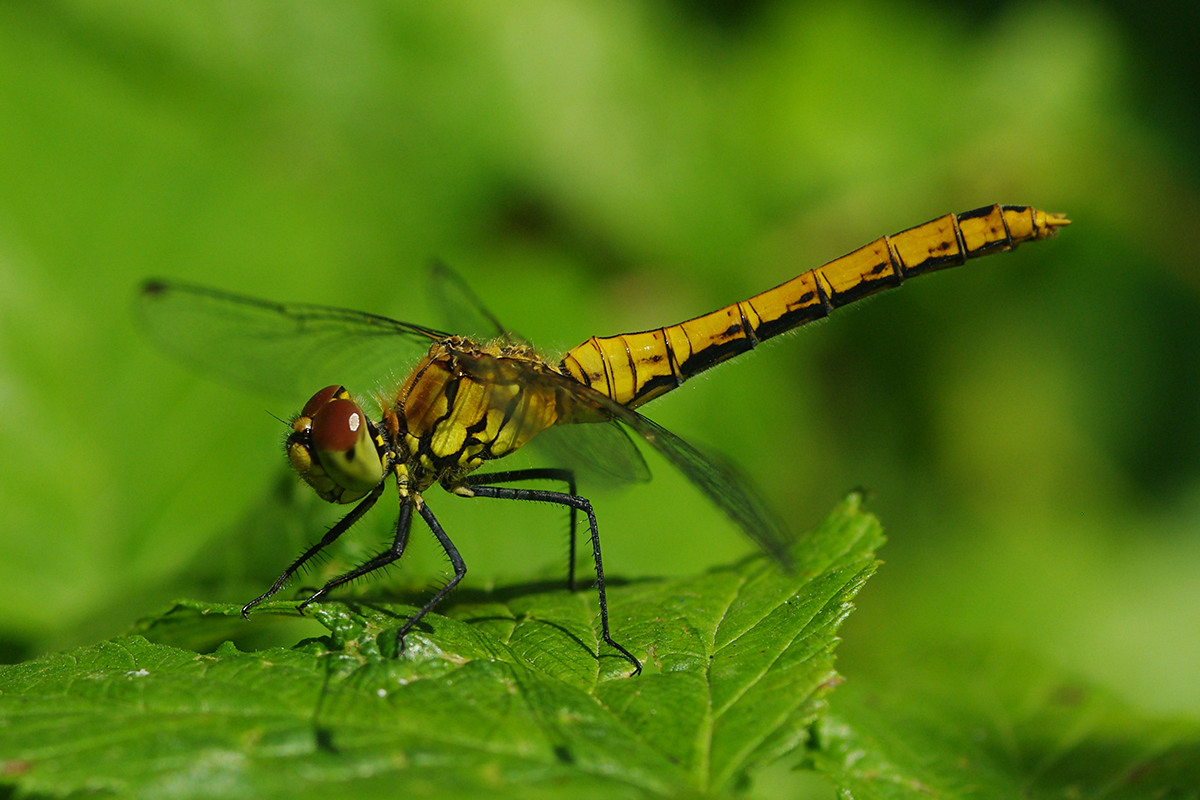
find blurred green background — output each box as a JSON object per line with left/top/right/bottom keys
{"left": 1, "top": 0, "right": 1197, "bottom": 751}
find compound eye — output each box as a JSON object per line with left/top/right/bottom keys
{"left": 310, "top": 397, "right": 385, "bottom": 491}
{"left": 300, "top": 385, "right": 345, "bottom": 421}
{"left": 312, "top": 398, "right": 365, "bottom": 452}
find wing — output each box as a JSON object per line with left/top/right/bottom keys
{"left": 527, "top": 420, "right": 652, "bottom": 487}
{"left": 428, "top": 260, "right": 525, "bottom": 345}
{"left": 599, "top": 398, "right": 794, "bottom": 566}
{"left": 451, "top": 356, "right": 796, "bottom": 565}
{"left": 137, "top": 279, "right": 452, "bottom": 403}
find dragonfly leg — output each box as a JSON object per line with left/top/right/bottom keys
{"left": 242, "top": 482, "right": 386, "bottom": 618}
{"left": 464, "top": 484, "right": 642, "bottom": 676}
{"left": 296, "top": 495, "right": 415, "bottom": 612}
{"left": 465, "top": 468, "right": 580, "bottom": 590}
{"left": 388, "top": 502, "right": 468, "bottom": 649}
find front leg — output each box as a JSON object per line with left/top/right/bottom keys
{"left": 242, "top": 482, "right": 386, "bottom": 617}
{"left": 296, "top": 494, "right": 416, "bottom": 611}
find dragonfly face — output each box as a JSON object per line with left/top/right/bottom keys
{"left": 138, "top": 204, "right": 1068, "bottom": 677}
{"left": 287, "top": 385, "right": 388, "bottom": 504}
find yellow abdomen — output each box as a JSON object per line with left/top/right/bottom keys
{"left": 561, "top": 204, "right": 1068, "bottom": 408}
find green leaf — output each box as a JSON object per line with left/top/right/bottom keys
{"left": 0, "top": 495, "right": 881, "bottom": 800}
{"left": 805, "top": 642, "right": 1200, "bottom": 799}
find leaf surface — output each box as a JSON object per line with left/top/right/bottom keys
{"left": 806, "top": 642, "right": 1200, "bottom": 799}
{"left": 0, "top": 495, "right": 881, "bottom": 800}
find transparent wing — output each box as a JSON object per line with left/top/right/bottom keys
{"left": 137, "top": 279, "right": 451, "bottom": 403}
{"left": 449, "top": 353, "right": 794, "bottom": 565}
{"left": 530, "top": 421, "right": 652, "bottom": 487}
{"left": 428, "top": 260, "right": 525, "bottom": 344}
{"left": 600, "top": 401, "right": 794, "bottom": 565}
{"left": 429, "top": 262, "right": 652, "bottom": 486}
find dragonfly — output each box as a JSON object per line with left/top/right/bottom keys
{"left": 139, "top": 203, "right": 1068, "bottom": 675}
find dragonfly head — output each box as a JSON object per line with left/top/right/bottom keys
{"left": 287, "top": 385, "right": 386, "bottom": 504}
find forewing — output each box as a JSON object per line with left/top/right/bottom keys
{"left": 137, "top": 279, "right": 450, "bottom": 403}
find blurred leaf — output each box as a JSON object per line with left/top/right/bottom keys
{"left": 0, "top": 495, "right": 880, "bottom": 800}
{"left": 806, "top": 643, "right": 1200, "bottom": 799}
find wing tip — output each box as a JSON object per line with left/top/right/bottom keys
{"left": 140, "top": 278, "right": 171, "bottom": 297}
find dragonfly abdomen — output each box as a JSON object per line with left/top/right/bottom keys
{"left": 561, "top": 204, "right": 1068, "bottom": 409}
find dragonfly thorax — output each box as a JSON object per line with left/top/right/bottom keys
{"left": 287, "top": 385, "right": 390, "bottom": 504}
{"left": 377, "top": 340, "right": 568, "bottom": 492}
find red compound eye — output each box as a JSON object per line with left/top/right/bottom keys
{"left": 300, "top": 385, "right": 346, "bottom": 420}
{"left": 301, "top": 392, "right": 384, "bottom": 493}
{"left": 311, "top": 398, "right": 364, "bottom": 454}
